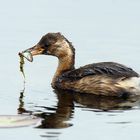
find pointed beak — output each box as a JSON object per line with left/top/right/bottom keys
{"left": 19, "top": 44, "right": 45, "bottom": 62}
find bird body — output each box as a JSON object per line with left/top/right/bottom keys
{"left": 55, "top": 62, "right": 140, "bottom": 96}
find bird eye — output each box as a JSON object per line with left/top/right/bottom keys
{"left": 45, "top": 41, "right": 50, "bottom": 47}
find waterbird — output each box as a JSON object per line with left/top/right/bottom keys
{"left": 19, "top": 32, "right": 140, "bottom": 97}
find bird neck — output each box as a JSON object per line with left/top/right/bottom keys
{"left": 52, "top": 50, "right": 75, "bottom": 88}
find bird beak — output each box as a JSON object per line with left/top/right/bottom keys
{"left": 19, "top": 44, "right": 45, "bottom": 62}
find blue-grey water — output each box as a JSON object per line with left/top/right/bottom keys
{"left": 0, "top": 0, "right": 140, "bottom": 139}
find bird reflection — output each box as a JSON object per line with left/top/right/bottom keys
{"left": 35, "top": 90, "right": 74, "bottom": 129}
{"left": 18, "top": 88, "right": 140, "bottom": 129}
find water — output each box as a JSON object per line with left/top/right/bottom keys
{"left": 0, "top": 0, "right": 140, "bottom": 139}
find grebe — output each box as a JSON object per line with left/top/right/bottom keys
{"left": 20, "top": 32, "right": 140, "bottom": 97}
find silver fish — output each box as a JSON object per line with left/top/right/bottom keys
{"left": 20, "top": 51, "right": 33, "bottom": 62}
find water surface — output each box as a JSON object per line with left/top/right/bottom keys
{"left": 0, "top": 0, "right": 140, "bottom": 139}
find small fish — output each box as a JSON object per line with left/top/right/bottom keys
{"left": 19, "top": 51, "right": 33, "bottom": 79}
{"left": 21, "top": 51, "right": 33, "bottom": 62}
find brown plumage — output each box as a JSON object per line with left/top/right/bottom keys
{"left": 20, "top": 32, "right": 140, "bottom": 97}
{"left": 59, "top": 62, "right": 139, "bottom": 81}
